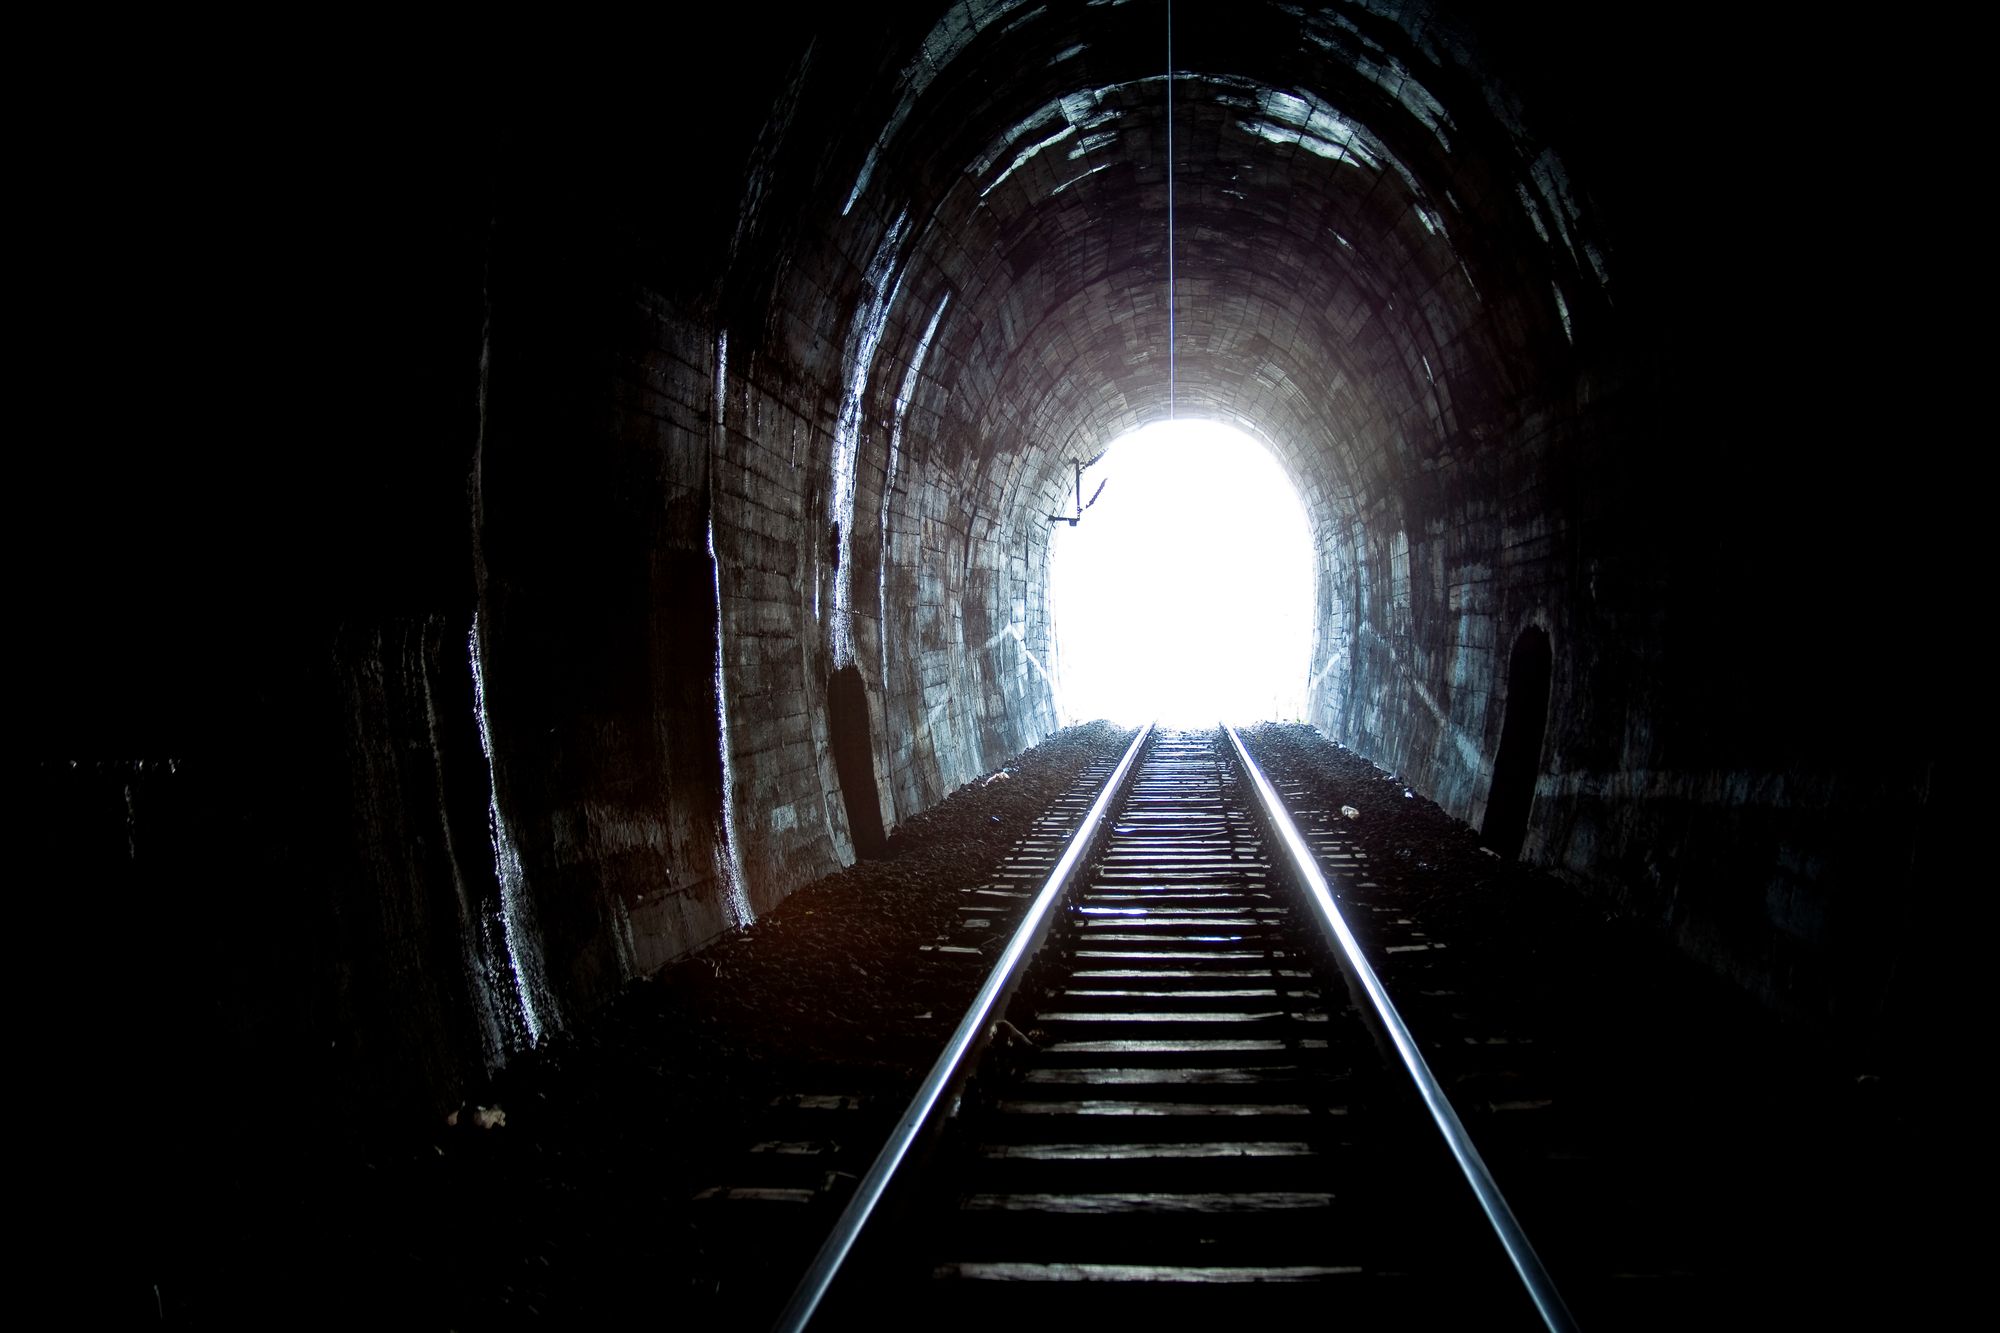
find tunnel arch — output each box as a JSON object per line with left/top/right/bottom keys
{"left": 17, "top": 0, "right": 1947, "bottom": 1219}
{"left": 444, "top": 0, "right": 1624, "bottom": 1027}
{"left": 797, "top": 1, "right": 1598, "bottom": 784}
{"left": 148, "top": 0, "right": 1928, "bottom": 1119}
{"left": 671, "top": 0, "right": 1622, "bottom": 926}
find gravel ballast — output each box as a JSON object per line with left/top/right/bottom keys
{"left": 151, "top": 720, "right": 1928, "bottom": 1327}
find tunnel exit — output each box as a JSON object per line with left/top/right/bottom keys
{"left": 1050, "top": 419, "right": 1313, "bottom": 726}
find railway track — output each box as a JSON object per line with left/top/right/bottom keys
{"left": 776, "top": 725, "right": 1574, "bottom": 1330}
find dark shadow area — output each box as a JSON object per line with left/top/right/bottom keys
{"left": 829, "top": 664, "right": 888, "bottom": 859}
{"left": 1483, "top": 626, "right": 1553, "bottom": 860}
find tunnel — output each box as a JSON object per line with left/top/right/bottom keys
{"left": 24, "top": 0, "right": 1945, "bottom": 1317}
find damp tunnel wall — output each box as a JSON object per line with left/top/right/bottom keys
{"left": 26, "top": 0, "right": 1942, "bottom": 1144}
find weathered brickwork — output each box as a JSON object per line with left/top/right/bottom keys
{"left": 36, "top": 1, "right": 1934, "bottom": 1132}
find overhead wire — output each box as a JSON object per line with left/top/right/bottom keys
{"left": 1166, "top": 0, "right": 1176, "bottom": 420}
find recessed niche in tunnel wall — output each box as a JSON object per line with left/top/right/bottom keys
{"left": 1050, "top": 419, "right": 1314, "bottom": 727}
{"left": 1482, "top": 626, "right": 1554, "bottom": 861}
{"left": 828, "top": 663, "right": 888, "bottom": 859}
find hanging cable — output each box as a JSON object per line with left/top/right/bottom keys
{"left": 1165, "top": 0, "right": 1176, "bottom": 420}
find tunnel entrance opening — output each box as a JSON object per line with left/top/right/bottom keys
{"left": 827, "top": 664, "right": 888, "bottom": 859}
{"left": 1482, "top": 625, "right": 1553, "bottom": 861}
{"left": 1049, "top": 419, "right": 1312, "bottom": 727}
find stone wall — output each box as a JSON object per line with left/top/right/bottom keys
{"left": 26, "top": 0, "right": 1939, "bottom": 1141}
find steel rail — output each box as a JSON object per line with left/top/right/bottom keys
{"left": 1223, "top": 725, "right": 1579, "bottom": 1332}
{"left": 772, "top": 721, "right": 1156, "bottom": 1332}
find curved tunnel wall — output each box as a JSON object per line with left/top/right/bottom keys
{"left": 37, "top": 1, "right": 1938, "bottom": 1130}
{"left": 470, "top": 0, "right": 1927, "bottom": 1053}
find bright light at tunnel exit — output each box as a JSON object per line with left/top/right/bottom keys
{"left": 1051, "top": 419, "right": 1314, "bottom": 727}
